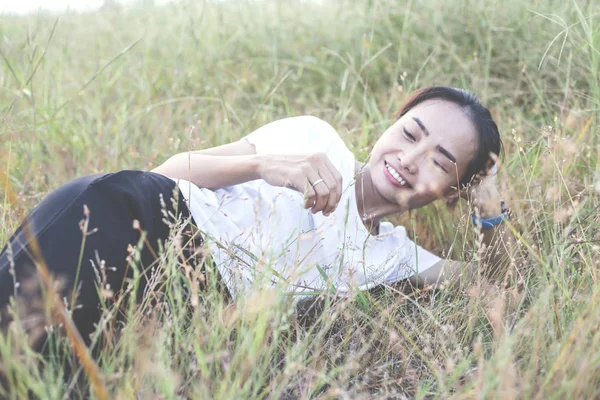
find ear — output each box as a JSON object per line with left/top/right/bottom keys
{"left": 444, "top": 186, "right": 460, "bottom": 208}
{"left": 483, "top": 152, "right": 500, "bottom": 176}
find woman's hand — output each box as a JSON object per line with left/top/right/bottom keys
{"left": 463, "top": 156, "right": 514, "bottom": 281}
{"left": 467, "top": 163, "right": 502, "bottom": 218}
{"left": 256, "top": 153, "right": 343, "bottom": 216}
{"left": 461, "top": 155, "right": 502, "bottom": 218}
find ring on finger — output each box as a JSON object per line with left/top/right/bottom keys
{"left": 312, "top": 178, "right": 325, "bottom": 187}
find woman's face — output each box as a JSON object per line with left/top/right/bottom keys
{"left": 369, "top": 99, "right": 478, "bottom": 211}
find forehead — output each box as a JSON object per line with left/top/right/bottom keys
{"left": 403, "top": 99, "right": 478, "bottom": 167}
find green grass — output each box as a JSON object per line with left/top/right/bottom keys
{"left": 1, "top": 0, "right": 599, "bottom": 398}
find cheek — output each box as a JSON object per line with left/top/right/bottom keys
{"left": 414, "top": 172, "right": 453, "bottom": 198}
{"left": 372, "top": 137, "right": 387, "bottom": 154}
{"left": 372, "top": 129, "right": 397, "bottom": 154}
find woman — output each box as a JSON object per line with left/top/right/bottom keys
{"left": 0, "top": 86, "right": 509, "bottom": 347}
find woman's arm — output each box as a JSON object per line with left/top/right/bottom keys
{"left": 409, "top": 224, "right": 513, "bottom": 289}
{"left": 151, "top": 140, "right": 262, "bottom": 190}
{"left": 470, "top": 185, "right": 515, "bottom": 280}
{"left": 408, "top": 259, "right": 470, "bottom": 289}
{"left": 409, "top": 168, "right": 515, "bottom": 288}
{"left": 151, "top": 139, "right": 344, "bottom": 215}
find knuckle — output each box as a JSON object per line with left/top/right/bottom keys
{"left": 315, "top": 152, "right": 328, "bottom": 165}
{"left": 308, "top": 153, "right": 322, "bottom": 163}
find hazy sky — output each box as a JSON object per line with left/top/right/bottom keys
{"left": 0, "top": 0, "right": 148, "bottom": 15}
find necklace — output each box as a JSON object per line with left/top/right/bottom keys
{"left": 359, "top": 167, "right": 404, "bottom": 232}
{"left": 360, "top": 170, "right": 367, "bottom": 223}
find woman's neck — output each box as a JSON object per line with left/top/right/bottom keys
{"left": 355, "top": 162, "right": 405, "bottom": 234}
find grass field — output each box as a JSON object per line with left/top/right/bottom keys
{"left": 1, "top": 0, "right": 599, "bottom": 398}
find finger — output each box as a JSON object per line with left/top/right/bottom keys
{"left": 322, "top": 157, "right": 343, "bottom": 207}
{"left": 309, "top": 174, "right": 331, "bottom": 214}
{"left": 316, "top": 168, "right": 338, "bottom": 215}
{"left": 301, "top": 179, "right": 317, "bottom": 209}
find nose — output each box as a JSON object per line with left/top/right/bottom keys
{"left": 397, "top": 149, "right": 419, "bottom": 174}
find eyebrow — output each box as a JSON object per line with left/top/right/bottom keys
{"left": 436, "top": 145, "right": 457, "bottom": 164}
{"left": 412, "top": 117, "right": 429, "bottom": 136}
{"left": 412, "top": 116, "right": 457, "bottom": 164}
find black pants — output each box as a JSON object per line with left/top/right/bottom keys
{"left": 0, "top": 170, "right": 195, "bottom": 348}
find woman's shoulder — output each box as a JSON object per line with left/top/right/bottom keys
{"left": 245, "top": 115, "right": 350, "bottom": 156}
{"left": 294, "top": 115, "right": 340, "bottom": 138}
{"left": 290, "top": 116, "right": 354, "bottom": 163}
{"left": 263, "top": 115, "right": 337, "bottom": 134}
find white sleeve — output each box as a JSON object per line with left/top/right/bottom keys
{"left": 405, "top": 237, "right": 442, "bottom": 275}
{"left": 244, "top": 116, "right": 340, "bottom": 155}
{"left": 376, "top": 223, "right": 442, "bottom": 284}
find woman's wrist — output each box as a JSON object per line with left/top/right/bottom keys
{"left": 251, "top": 153, "right": 265, "bottom": 180}
{"left": 475, "top": 200, "right": 503, "bottom": 219}
{"left": 470, "top": 185, "right": 503, "bottom": 219}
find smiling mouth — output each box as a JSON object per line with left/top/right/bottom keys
{"left": 384, "top": 161, "right": 412, "bottom": 188}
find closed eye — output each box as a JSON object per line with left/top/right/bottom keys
{"left": 403, "top": 128, "right": 416, "bottom": 141}
{"left": 434, "top": 160, "right": 448, "bottom": 173}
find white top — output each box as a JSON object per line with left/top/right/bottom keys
{"left": 175, "top": 116, "right": 441, "bottom": 300}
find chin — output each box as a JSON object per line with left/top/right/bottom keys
{"left": 373, "top": 178, "right": 411, "bottom": 208}
{"left": 390, "top": 187, "right": 437, "bottom": 211}
{"left": 410, "top": 196, "right": 441, "bottom": 210}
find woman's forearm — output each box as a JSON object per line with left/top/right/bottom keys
{"left": 152, "top": 138, "right": 344, "bottom": 215}
{"left": 475, "top": 189, "right": 515, "bottom": 281}
{"left": 151, "top": 152, "right": 262, "bottom": 190}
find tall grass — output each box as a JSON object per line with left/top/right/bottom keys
{"left": 1, "top": 0, "right": 599, "bottom": 398}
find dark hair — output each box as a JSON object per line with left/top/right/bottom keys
{"left": 396, "top": 86, "right": 503, "bottom": 188}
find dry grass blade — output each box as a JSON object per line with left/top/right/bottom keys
{"left": 22, "top": 222, "right": 109, "bottom": 400}
{"left": 1, "top": 0, "right": 599, "bottom": 397}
